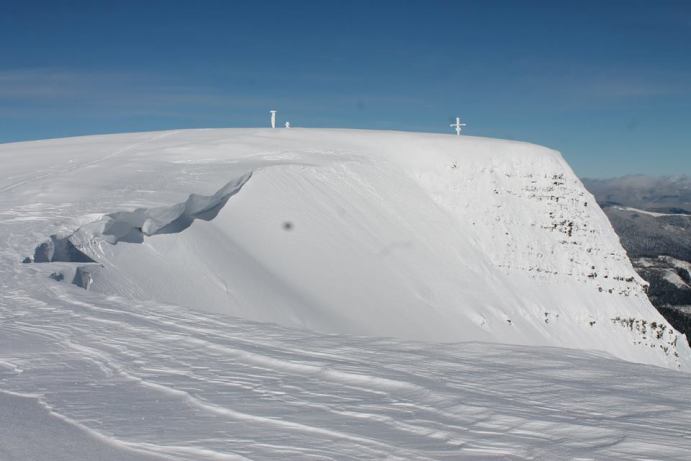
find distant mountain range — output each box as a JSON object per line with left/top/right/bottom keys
{"left": 583, "top": 175, "right": 691, "bottom": 343}
{"left": 583, "top": 175, "right": 691, "bottom": 212}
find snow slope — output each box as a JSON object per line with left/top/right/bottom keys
{"left": 1, "top": 128, "right": 688, "bottom": 369}
{"left": 2, "top": 128, "right": 691, "bottom": 459}
{"left": 2, "top": 289, "right": 691, "bottom": 460}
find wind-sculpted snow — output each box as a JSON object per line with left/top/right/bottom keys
{"left": 31, "top": 235, "right": 95, "bottom": 263}
{"left": 1, "top": 128, "right": 690, "bottom": 458}
{"left": 81, "top": 172, "right": 252, "bottom": 244}
{"left": 1, "top": 128, "right": 689, "bottom": 369}
{"left": 24, "top": 172, "right": 251, "bottom": 291}
{"left": 27, "top": 172, "right": 252, "bottom": 259}
{"left": 71, "top": 265, "right": 100, "bottom": 290}
{"left": 1, "top": 288, "right": 691, "bottom": 460}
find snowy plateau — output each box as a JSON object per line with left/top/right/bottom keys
{"left": 1, "top": 128, "right": 691, "bottom": 460}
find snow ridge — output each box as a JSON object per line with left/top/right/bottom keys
{"left": 86, "top": 172, "right": 252, "bottom": 244}
{"left": 2, "top": 128, "right": 691, "bottom": 459}
{"left": 4, "top": 129, "right": 690, "bottom": 370}
{"left": 26, "top": 170, "right": 250, "bottom": 260}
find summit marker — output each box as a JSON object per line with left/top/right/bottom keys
{"left": 450, "top": 116, "right": 466, "bottom": 136}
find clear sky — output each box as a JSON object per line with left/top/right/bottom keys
{"left": 1, "top": 0, "right": 689, "bottom": 177}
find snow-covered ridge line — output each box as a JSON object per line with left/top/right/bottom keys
{"left": 4, "top": 129, "right": 691, "bottom": 459}
{"left": 24, "top": 172, "right": 252, "bottom": 291}
{"left": 86, "top": 172, "right": 252, "bottom": 244}
{"left": 2, "top": 128, "right": 690, "bottom": 369}
{"left": 28, "top": 172, "right": 252, "bottom": 262}
{"left": 614, "top": 205, "right": 691, "bottom": 218}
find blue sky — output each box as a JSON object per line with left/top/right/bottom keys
{"left": 1, "top": 0, "right": 689, "bottom": 177}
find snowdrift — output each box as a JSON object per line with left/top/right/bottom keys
{"left": 2, "top": 291, "right": 691, "bottom": 460}
{"left": 3, "top": 128, "right": 689, "bottom": 369}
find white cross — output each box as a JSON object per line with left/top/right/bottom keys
{"left": 450, "top": 116, "right": 466, "bottom": 136}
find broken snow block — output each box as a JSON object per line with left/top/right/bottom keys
{"left": 33, "top": 235, "right": 95, "bottom": 263}
{"left": 72, "top": 265, "right": 100, "bottom": 290}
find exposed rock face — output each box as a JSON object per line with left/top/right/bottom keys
{"left": 422, "top": 153, "right": 647, "bottom": 298}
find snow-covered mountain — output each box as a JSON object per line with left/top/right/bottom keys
{"left": 3, "top": 128, "right": 691, "bottom": 459}
{"left": 3, "top": 128, "right": 688, "bottom": 368}
{"left": 583, "top": 174, "right": 691, "bottom": 212}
